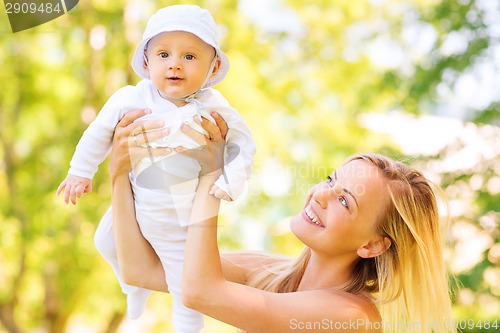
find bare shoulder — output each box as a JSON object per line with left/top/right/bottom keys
{"left": 221, "top": 250, "right": 292, "bottom": 285}
{"left": 318, "top": 289, "right": 382, "bottom": 333}
{"left": 194, "top": 276, "right": 383, "bottom": 333}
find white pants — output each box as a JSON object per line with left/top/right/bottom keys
{"left": 95, "top": 156, "right": 204, "bottom": 333}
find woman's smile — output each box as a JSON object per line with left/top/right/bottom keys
{"left": 302, "top": 204, "right": 325, "bottom": 228}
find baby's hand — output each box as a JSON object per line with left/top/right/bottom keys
{"left": 209, "top": 184, "right": 233, "bottom": 201}
{"left": 56, "top": 174, "right": 92, "bottom": 205}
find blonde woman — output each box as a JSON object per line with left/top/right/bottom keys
{"left": 109, "top": 109, "right": 457, "bottom": 333}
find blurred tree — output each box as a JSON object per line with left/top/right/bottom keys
{"left": 0, "top": 0, "right": 136, "bottom": 331}
{"left": 408, "top": 121, "right": 500, "bottom": 330}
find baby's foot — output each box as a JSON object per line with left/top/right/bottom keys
{"left": 126, "top": 289, "right": 152, "bottom": 319}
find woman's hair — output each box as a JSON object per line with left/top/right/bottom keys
{"left": 246, "top": 153, "right": 456, "bottom": 333}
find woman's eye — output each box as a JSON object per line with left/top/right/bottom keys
{"left": 327, "top": 174, "right": 348, "bottom": 209}
{"left": 339, "top": 196, "right": 349, "bottom": 209}
{"left": 159, "top": 52, "right": 168, "bottom": 58}
{"left": 185, "top": 54, "right": 194, "bottom": 60}
{"left": 326, "top": 175, "right": 333, "bottom": 187}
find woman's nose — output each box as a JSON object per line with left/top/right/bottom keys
{"left": 312, "top": 188, "right": 330, "bottom": 208}
{"left": 312, "top": 184, "right": 342, "bottom": 208}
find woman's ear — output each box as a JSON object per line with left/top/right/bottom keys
{"left": 357, "top": 237, "right": 392, "bottom": 258}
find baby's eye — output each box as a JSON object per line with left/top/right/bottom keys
{"left": 158, "top": 52, "right": 168, "bottom": 58}
{"left": 185, "top": 54, "right": 195, "bottom": 60}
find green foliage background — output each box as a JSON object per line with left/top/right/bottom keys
{"left": 0, "top": 0, "right": 498, "bottom": 332}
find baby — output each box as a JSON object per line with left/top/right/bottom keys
{"left": 57, "top": 5, "right": 255, "bottom": 333}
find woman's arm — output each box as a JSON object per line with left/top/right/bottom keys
{"left": 111, "top": 169, "right": 169, "bottom": 291}
{"left": 108, "top": 111, "right": 286, "bottom": 291}
{"left": 221, "top": 251, "right": 293, "bottom": 286}
{"left": 182, "top": 171, "right": 371, "bottom": 332}
{"left": 109, "top": 109, "right": 170, "bottom": 291}
{"left": 180, "top": 123, "right": 373, "bottom": 333}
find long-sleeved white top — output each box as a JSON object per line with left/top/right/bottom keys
{"left": 68, "top": 79, "right": 255, "bottom": 202}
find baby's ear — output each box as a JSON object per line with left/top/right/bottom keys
{"left": 210, "top": 57, "right": 221, "bottom": 77}
{"left": 357, "top": 237, "right": 392, "bottom": 258}
{"left": 143, "top": 52, "right": 149, "bottom": 72}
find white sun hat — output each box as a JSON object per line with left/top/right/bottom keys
{"left": 131, "top": 5, "right": 230, "bottom": 88}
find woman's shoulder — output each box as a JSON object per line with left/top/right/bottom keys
{"left": 318, "top": 289, "right": 382, "bottom": 333}
{"left": 221, "top": 251, "right": 293, "bottom": 285}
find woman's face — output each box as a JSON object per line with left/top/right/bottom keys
{"left": 290, "top": 159, "right": 390, "bottom": 258}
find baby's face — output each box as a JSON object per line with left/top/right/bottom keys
{"left": 145, "top": 31, "right": 219, "bottom": 105}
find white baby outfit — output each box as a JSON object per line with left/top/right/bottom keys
{"left": 73, "top": 79, "right": 255, "bottom": 333}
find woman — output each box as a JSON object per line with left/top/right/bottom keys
{"left": 109, "top": 109, "right": 456, "bottom": 333}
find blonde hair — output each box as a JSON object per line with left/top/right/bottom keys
{"left": 246, "top": 153, "right": 456, "bottom": 333}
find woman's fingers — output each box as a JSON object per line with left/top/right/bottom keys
{"left": 211, "top": 112, "right": 228, "bottom": 139}
{"left": 175, "top": 140, "right": 225, "bottom": 176}
{"left": 199, "top": 118, "right": 223, "bottom": 142}
{"left": 130, "top": 145, "right": 172, "bottom": 163}
{"left": 181, "top": 123, "right": 208, "bottom": 146}
{"left": 116, "top": 111, "right": 228, "bottom": 177}
{"left": 130, "top": 119, "right": 165, "bottom": 137}
{"left": 116, "top": 109, "right": 151, "bottom": 130}
{"left": 110, "top": 109, "right": 169, "bottom": 178}
{"left": 195, "top": 112, "right": 227, "bottom": 142}
{"left": 129, "top": 125, "right": 168, "bottom": 147}
{"left": 129, "top": 128, "right": 172, "bottom": 165}
{"left": 177, "top": 115, "right": 228, "bottom": 176}
{"left": 115, "top": 109, "right": 165, "bottom": 144}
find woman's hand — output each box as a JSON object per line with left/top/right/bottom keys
{"left": 201, "top": 111, "right": 229, "bottom": 141}
{"left": 176, "top": 112, "right": 228, "bottom": 178}
{"left": 108, "top": 109, "right": 170, "bottom": 182}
